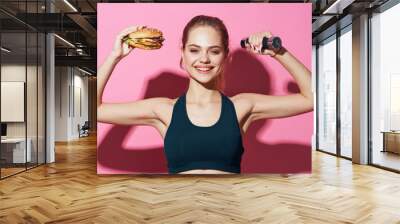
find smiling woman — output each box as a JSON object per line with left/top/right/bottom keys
{"left": 97, "top": 13, "right": 313, "bottom": 175}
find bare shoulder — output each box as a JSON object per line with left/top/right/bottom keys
{"left": 152, "top": 97, "right": 177, "bottom": 110}
{"left": 151, "top": 97, "right": 175, "bottom": 106}
{"left": 228, "top": 93, "right": 254, "bottom": 129}
{"left": 229, "top": 93, "right": 254, "bottom": 111}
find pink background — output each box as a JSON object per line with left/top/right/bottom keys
{"left": 97, "top": 3, "right": 313, "bottom": 174}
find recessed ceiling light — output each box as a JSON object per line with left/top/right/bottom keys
{"left": 323, "top": 0, "right": 355, "bottom": 15}
{"left": 77, "top": 67, "right": 93, "bottom": 76}
{"left": 1, "top": 47, "right": 11, "bottom": 53}
{"left": 54, "top": 34, "right": 75, "bottom": 48}
{"left": 63, "top": 0, "right": 78, "bottom": 12}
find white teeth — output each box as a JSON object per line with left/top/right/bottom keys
{"left": 195, "top": 67, "right": 212, "bottom": 71}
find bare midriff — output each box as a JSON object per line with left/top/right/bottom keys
{"left": 178, "top": 169, "right": 236, "bottom": 174}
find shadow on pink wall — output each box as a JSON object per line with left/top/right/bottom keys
{"left": 97, "top": 49, "right": 311, "bottom": 174}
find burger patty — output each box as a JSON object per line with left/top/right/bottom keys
{"left": 131, "top": 39, "right": 162, "bottom": 47}
{"left": 134, "top": 37, "right": 165, "bottom": 41}
{"left": 125, "top": 37, "right": 163, "bottom": 45}
{"left": 133, "top": 38, "right": 162, "bottom": 44}
{"left": 125, "top": 39, "right": 163, "bottom": 49}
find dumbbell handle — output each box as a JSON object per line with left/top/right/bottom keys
{"left": 240, "top": 36, "right": 282, "bottom": 51}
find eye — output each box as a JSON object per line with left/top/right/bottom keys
{"left": 211, "top": 50, "right": 221, "bottom": 55}
{"left": 189, "top": 49, "right": 198, "bottom": 53}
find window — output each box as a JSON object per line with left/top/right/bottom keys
{"left": 317, "top": 35, "right": 337, "bottom": 154}
{"left": 370, "top": 2, "right": 400, "bottom": 171}
{"left": 339, "top": 26, "right": 352, "bottom": 158}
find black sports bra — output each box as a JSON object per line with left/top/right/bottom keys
{"left": 164, "top": 92, "right": 244, "bottom": 174}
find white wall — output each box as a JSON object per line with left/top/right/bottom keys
{"left": 55, "top": 67, "right": 89, "bottom": 141}
{"left": 55, "top": 67, "right": 69, "bottom": 141}
{"left": 73, "top": 73, "right": 89, "bottom": 137}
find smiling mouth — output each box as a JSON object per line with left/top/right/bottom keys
{"left": 194, "top": 66, "right": 214, "bottom": 73}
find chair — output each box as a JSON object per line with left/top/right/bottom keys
{"left": 79, "top": 121, "right": 90, "bottom": 138}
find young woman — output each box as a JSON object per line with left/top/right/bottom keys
{"left": 97, "top": 15, "right": 313, "bottom": 174}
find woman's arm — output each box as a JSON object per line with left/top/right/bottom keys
{"left": 97, "top": 26, "right": 170, "bottom": 126}
{"left": 275, "top": 48, "right": 313, "bottom": 102}
{"left": 234, "top": 32, "right": 313, "bottom": 123}
{"left": 97, "top": 53, "right": 121, "bottom": 108}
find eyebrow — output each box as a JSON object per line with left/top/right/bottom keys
{"left": 187, "top": 44, "right": 222, "bottom": 49}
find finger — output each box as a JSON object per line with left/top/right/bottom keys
{"left": 119, "top": 29, "right": 136, "bottom": 38}
{"left": 262, "top": 49, "right": 274, "bottom": 56}
{"left": 264, "top": 32, "right": 272, "bottom": 38}
{"left": 123, "top": 42, "right": 133, "bottom": 53}
{"left": 244, "top": 42, "right": 252, "bottom": 51}
{"left": 136, "top": 25, "right": 146, "bottom": 31}
{"left": 252, "top": 45, "right": 258, "bottom": 53}
{"left": 249, "top": 35, "right": 256, "bottom": 47}
{"left": 246, "top": 45, "right": 259, "bottom": 54}
{"left": 122, "top": 42, "right": 128, "bottom": 49}
{"left": 122, "top": 25, "right": 142, "bottom": 33}
{"left": 119, "top": 25, "right": 146, "bottom": 38}
{"left": 244, "top": 38, "right": 251, "bottom": 49}
{"left": 255, "top": 35, "right": 261, "bottom": 49}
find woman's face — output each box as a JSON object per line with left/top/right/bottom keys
{"left": 182, "top": 26, "right": 226, "bottom": 86}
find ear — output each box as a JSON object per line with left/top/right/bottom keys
{"left": 180, "top": 47, "right": 185, "bottom": 70}
{"left": 181, "top": 47, "right": 187, "bottom": 64}
{"left": 181, "top": 45, "right": 186, "bottom": 54}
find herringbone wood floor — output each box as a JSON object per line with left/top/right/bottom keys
{"left": 1, "top": 133, "right": 400, "bottom": 224}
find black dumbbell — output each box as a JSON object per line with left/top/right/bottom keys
{"left": 240, "top": 36, "right": 282, "bottom": 52}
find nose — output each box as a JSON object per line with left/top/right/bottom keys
{"left": 199, "top": 52, "right": 210, "bottom": 63}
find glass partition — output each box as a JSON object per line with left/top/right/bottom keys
{"left": 317, "top": 35, "right": 337, "bottom": 155}
{"left": 1, "top": 29, "right": 28, "bottom": 178}
{"left": 0, "top": 0, "right": 46, "bottom": 179}
{"left": 339, "top": 26, "right": 352, "bottom": 158}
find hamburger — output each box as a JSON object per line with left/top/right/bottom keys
{"left": 123, "top": 27, "right": 165, "bottom": 50}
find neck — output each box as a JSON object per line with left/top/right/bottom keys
{"left": 186, "top": 79, "right": 220, "bottom": 104}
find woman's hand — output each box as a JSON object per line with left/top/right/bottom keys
{"left": 110, "top": 25, "right": 146, "bottom": 60}
{"left": 245, "top": 31, "right": 277, "bottom": 57}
